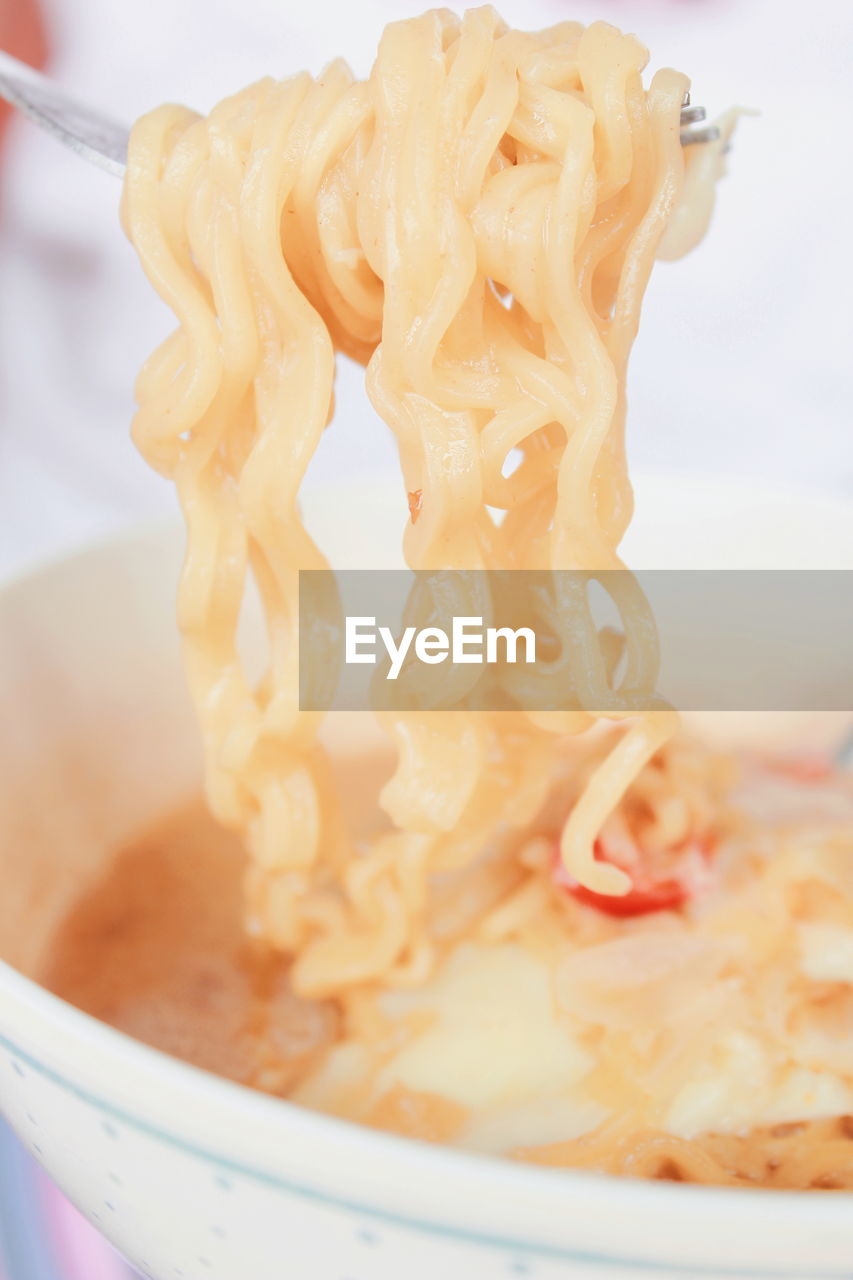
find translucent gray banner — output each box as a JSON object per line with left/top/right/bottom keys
{"left": 298, "top": 570, "right": 853, "bottom": 712}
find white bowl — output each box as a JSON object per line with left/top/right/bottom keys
{"left": 1, "top": 474, "right": 852, "bottom": 1280}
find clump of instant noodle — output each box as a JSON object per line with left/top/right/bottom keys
{"left": 122, "top": 8, "right": 731, "bottom": 997}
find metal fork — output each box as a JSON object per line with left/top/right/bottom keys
{"left": 0, "top": 49, "right": 720, "bottom": 180}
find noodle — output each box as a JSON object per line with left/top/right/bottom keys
{"left": 518, "top": 1117, "right": 853, "bottom": 1191}
{"left": 122, "top": 7, "right": 702, "bottom": 998}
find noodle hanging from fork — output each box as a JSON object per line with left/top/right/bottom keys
{"left": 122, "top": 7, "right": 723, "bottom": 998}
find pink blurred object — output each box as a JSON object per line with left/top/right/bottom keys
{"left": 0, "top": 0, "right": 49, "bottom": 158}
{"left": 37, "top": 1169, "right": 135, "bottom": 1280}
{"left": 1, "top": 1121, "right": 136, "bottom": 1278}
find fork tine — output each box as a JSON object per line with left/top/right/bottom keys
{"left": 681, "top": 125, "right": 721, "bottom": 147}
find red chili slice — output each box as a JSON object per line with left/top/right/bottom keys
{"left": 408, "top": 489, "right": 423, "bottom": 524}
{"left": 553, "top": 829, "right": 713, "bottom": 918}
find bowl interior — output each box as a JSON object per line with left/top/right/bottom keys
{"left": 0, "top": 527, "right": 198, "bottom": 977}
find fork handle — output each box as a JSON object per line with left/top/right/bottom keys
{"left": 0, "top": 48, "right": 127, "bottom": 176}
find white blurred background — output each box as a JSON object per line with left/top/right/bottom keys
{"left": 1, "top": 0, "right": 851, "bottom": 579}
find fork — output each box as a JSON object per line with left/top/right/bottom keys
{"left": 0, "top": 48, "right": 720, "bottom": 180}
